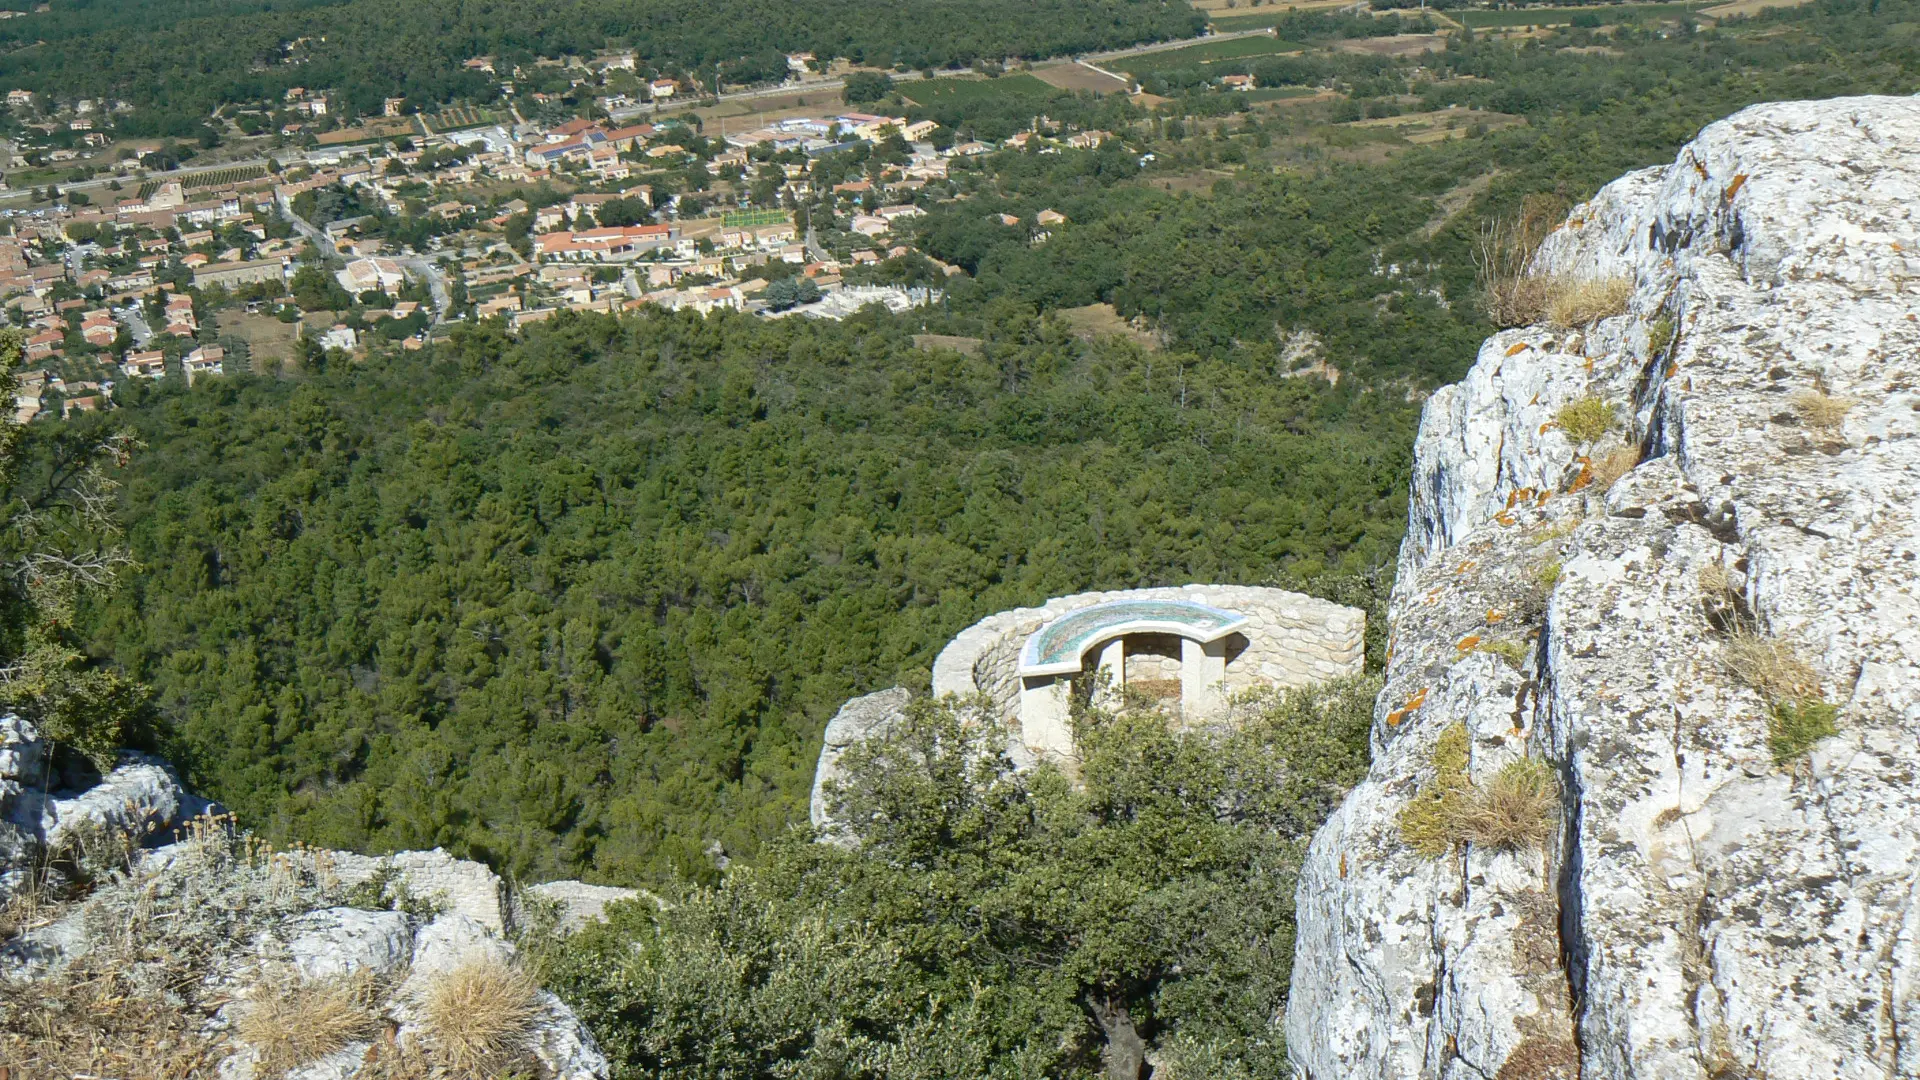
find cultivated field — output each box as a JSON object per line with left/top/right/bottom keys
{"left": 1210, "top": 4, "right": 1424, "bottom": 29}
{"left": 722, "top": 208, "right": 793, "bottom": 227}
{"left": 316, "top": 118, "right": 415, "bottom": 145}
{"left": 424, "top": 105, "right": 503, "bottom": 131}
{"left": 1334, "top": 33, "right": 1450, "bottom": 56}
{"left": 1700, "top": 0, "right": 1813, "bottom": 15}
{"left": 1031, "top": 62, "right": 1131, "bottom": 94}
{"left": 1190, "top": 0, "right": 1354, "bottom": 14}
{"left": 1459, "top": 1, "right": 1707, "bottom": 27}
{"left": 900, "top": 73, "right": 1057, "bottom": 107}
{"left": 1121, "top": 35, "right": 1306, "bottom": 75}
{"left": 183, "top": 165, "right": 267, "bottom": 190}
{"left": 223, "top": 313, "right": 301, "bottom": 369}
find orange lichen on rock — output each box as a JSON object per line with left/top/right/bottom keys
{"left": 1486, "top": 609, "right": 1507, "bottom": 624}
{"left": 1506, "top": 341, "right": 1530, "bottom": 357}
{"left": 1385, "top": 686, "right": 1430, "bottom": 727}
{"left": 1567, "top": 456, "right": 1595, "bottom": 492}
{"left": 1457, "top": 634, "right": 1482, "bottom": 652}
{"left": 1723, "top": 173, "right": 1748, "bottom": 200}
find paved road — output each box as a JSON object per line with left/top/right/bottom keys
{"left": 115, "top": 305, "right": 152, "bottom": 347}
{"left": 397, "top": 255, "right": 452, "bottom": 324}
{"left": 803, "top": 221, "right": 831, "bottom": 264}
{"left": 278, "top": 197, "right": 336, "bottom": 259}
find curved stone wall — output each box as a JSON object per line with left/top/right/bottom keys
{"left": 932, "top": 583, "right": 1366, "bottom": 722}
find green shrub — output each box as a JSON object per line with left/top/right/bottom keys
{"left": 1473, "top": 638, "right": 1531, "bottom": 669}
{"left": 1554, "top": 397, "right": 1615, "bottom": 445}
{"left": 1647, "top": 316, "right": 1675, "bottom": 357}
{"left": 1769, "top": 700, "right": 1838, "bottom": 765}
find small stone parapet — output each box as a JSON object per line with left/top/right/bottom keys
{"left": 932, "top": 583, "right": 1366, "bottom": 720}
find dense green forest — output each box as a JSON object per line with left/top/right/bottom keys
{"left": 0, "top": 0, "right": 1201, "bottom": 128}
{"left": 82, "top": 310, "right": 1411, "bottom": 881}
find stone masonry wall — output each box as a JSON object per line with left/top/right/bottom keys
{"left": 930, "top": 584, "right": 1365, "bottom": 723}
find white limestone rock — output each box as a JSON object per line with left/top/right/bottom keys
{"left": 43, "top": 752, "right": 187, "bottom": 854}
{"left": 327, "top": 847, "right": 511, "bottom": 932}
{"left": 270, "top": 906, "right": 415, "bottom": 982}
{"left": 809, "top": 686, "right": 911, "bottom": 829}
{"left": 1289, "top": 95, "right": 1920, "bottom": 1080}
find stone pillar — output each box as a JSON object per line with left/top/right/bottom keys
{"left": 1180, "top": 636, "right": 1228, "bottom": 721}
{"left": 1092, "top": 636, "right": 1126, "bottom": 710}
{"left": 1020, "top": 675, "right": 1074, "bottom": 762}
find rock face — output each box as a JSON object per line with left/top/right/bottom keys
{"left": 1, "top": 717, "right": 622, "bottom": 1079}
{"left": 809, "top": 686, "right": 911, "bottom": 829}
{"left": 1288, "top": 96, "right": 1920, "bottom": 1079}
{"left": 0, "top": 713, "right": 218, "bottom": 901}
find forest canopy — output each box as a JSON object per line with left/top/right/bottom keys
{"left": 0, "top": 0, "right": 1203, "bottom": 118}
{"left": 80, "top": 308, "right": 1413, "bottom": 882}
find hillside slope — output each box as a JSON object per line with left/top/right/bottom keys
{"left": 1288, "top": 95, "right": 1920, "bottom": 1078}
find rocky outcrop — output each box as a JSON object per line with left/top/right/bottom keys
{"left": 0, "top": 713, "right": 219, "bottom": 902}
{"left": 809, "top": 686, "right": 911, "bottom": 829}
{"left": 1, "top": 717, "right": 624, "bottom": 1078}
{"left": 527, "top": 879, "right": 651, "bottom": 932}
{"left": 1288, "top": 96, "right": 1920, "bottom": 1079}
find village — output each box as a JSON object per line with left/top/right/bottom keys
{"left": 0, "top": 48, "right": 1122, "bottom": 421}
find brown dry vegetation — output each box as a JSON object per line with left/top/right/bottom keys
{"left": 1477, "top": 193, "right": 1571, "bottom": 326}
{"left": 1588, "top": 445, "right": 1642, "bottom": 492}
{"left": 1454, "top": 759, "right": 1560, "bottom": 850}
{"left": 1398, "top": 723, "right": 1561, "bottom": 857}
{"left": 1546, "top": 276, "right": 1633, "bottom": 328}
{"left": 1056, "top": 302, "right": 1163, "bottom": 350}
{"left": 420, "top": 960, "right": 544, "bottom": 1076}
{"left": 1790, "top": 388, "right": 1853, "bottom": 433}
{"left": 238, "top": 972, "right": 385, "bottom": 1074}
{"left": 1721, "top": 630, "right": 1820, "bottom": 704}
{"left": 1031, "top": 61, "right": 1130, "bottom": 94}
{"left": 1335, "top": 33, "right": 1449, "bottom": 56}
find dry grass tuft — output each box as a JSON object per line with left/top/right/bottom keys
{"left": 1588, "top": 445, "right": 1641, "bottom": 492}
{"left": 1546, "top": 276, "right": 1633, "bottom": 329}
{"left": 1399, "top": 724, "right": 1559, "bottom": 857}
{"left": 1474, "top": 638, "right": 1532, "bottom": 669}
{"left": 1718, "top": 628, "right": 1839, "bottom": 764}
{"left": 1454, "top": 759, "right": 1559, "bottom": 851}
{"left": 1477, "top": 193, "right": 1569, "bottom": 327}
{"left": 1721, "top": 629, "right": 1819, "bottom": 705}
{"left": 1790, "top": 388, "right": 1853, "bottom": 434}
{"left": 1697, "top": 563, "right": 1746, "bottom": 634}
{"left": 238, "top": 972, "right": 383, "bottom": 1074}
{"left": 420, "top": 960, "right": 543, "bottom": 1076}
